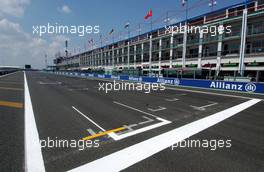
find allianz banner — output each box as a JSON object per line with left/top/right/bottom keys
{"left": 179, "top": 79, "right": 264, "bottom": 94}
{"left": 55, "top": 72, "right": 264, "bottom": 94}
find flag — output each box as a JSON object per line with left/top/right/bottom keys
{"left": 88, "top": 38, "right": 93, "bottom": 44}
{"left": 124, "top": 22, "right": 130, "bottom": 29}
{"left": 144, "top": 9, "right": 152, "bottom": 20}
{"left": 109, "top": 29, "right": 114, "bottom": 35}
{"left": 181, "top": 0, "right": 187, "bottom": 6}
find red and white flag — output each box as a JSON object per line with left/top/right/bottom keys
{"left": 144, "top": 9, "right": 152, "bottom": 20}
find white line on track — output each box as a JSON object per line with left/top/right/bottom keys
{"left": 190, "top": 102, "right": 218, "bottom": 111}
{"left": 0, "top": 71, "right": 19, "bottom": 78}
{"left": 86, "top": 128, "right": 96, "bottom": 135}
{"left": 112, "top": 117, "right": 171, "bottom": 140}
{"left": 147, "top": 106, "right": 167, "bottom": 112}
{"left": 165, "top": 98, "right": 179, "bottom": 102}
{"left": 112, "top": 101, "right": 171, "bottom": 140}
{"left": 138, "top": 116, "right": 154, "bottom": 125}
{"left": 199, "top": 102, "right": 218, "bottom": 108}
{"left": 72, "top": 106, "right": 106, "bottom": 131}
{"left": 72, "top": 106, "right": 117, "bottom": 140}
{"left": 68, "top": 98, "right": 261, "bottom": 172}
{"left": 38, "top": 81, "right": 61, "bottom": 85}
{"left": 113, "top": 101, "right": 160, "bottom": 119}
{"left": 24, "top": 72, "right": 46, "bottom": 172}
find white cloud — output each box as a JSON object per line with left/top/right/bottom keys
{"left": 0, "top": 18, "right": 68, "bottom": 69}
{"left": 0, "top": 0, "right": 30, "bottom": 17}
{"left": 58, "top": 5, "right": 72, "bottom": 14}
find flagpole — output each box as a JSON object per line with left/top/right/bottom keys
{"left": 128, "top": 26, "right": 130, "bottom": 39}
{"left": 166, "top": 11, "right": 169, "bottom": 26}
{"left": 150, "top": 16, "right": 153, "bottom": 32}
{"left": 185, "top": 0, "right": 188, "bottom": 23}
{"left": 128, "top": 21, "right": 130, "bottom": 39}
{"left": 138, "top": 24, "right": 141, "bottom": 35}
{"left": 100, "top": 34, "right": 103, "bottom": 47}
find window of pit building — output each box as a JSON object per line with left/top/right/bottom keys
{"left": 136, "top": 44, "right": 142, "bottom": 54}
{"left": 118, "top": 48, "right": 122, "bottom": 55}
{"left": 158, "top": 27, "right": 166, "bottom": 36}
{"left": 222, "top": 41, "right": 240, "bottom": 55}
{"left": 136, "top": 54, "right": 141, "bottom": 63}
{"left": 203, "top": 32, "right": 218, "bottom": 43}
{"left": 114, "top": 49, "right": 118, "bottom": 56}
{"left": 109, "top": 56, "right": 112, "bottom": 64}
{"left": 118, "top": 56, "right": 123, "bottom": 64}
{"left": 173, "top": 35, "right": 183, "bottom": 47}
{"left": 143, "top": 42, "right": 150, "bottom": 52}
{"left": 259, "top": 0, "right": 264, "bottom": 5}
{"left": 205, "top": 10, "right": 226, "bottom": 22}
{"left": 246, "top": 39, "right": 264, "bottom": 54}
{"left": 162, "top": 37, "right": 170, "bottom": 49}
{"left": 202, "top": 43, "right": 218, "bottom": 57}
{"left": 151, "top": 52, "right": 159, "bottom": 61}
{"left": 105, "top": 54, "right": 109, "bottom": 65}
{"left": 186, "top": 47, "right": 199, "bottom": 59}
{"left": 124, "top": 56, "right": 128, "bottom": 63}
{"left": 189, "top": 17, "right": 204, "bottom": 26}
{"left": 187, "top": 33, "right": 199, "bottom": 44}
{"left": 151, "top": 31, "right": 158, "bottom": 38}
{"left": 143, "top": 53, "right": 149, "bottom": 62}
{"left": 247, "top": 2, "right": 256, "bottom": 14}
{"left": 129, "top": 55, "right": 134, "bottom": 63}
{"left": 129, "top": 46, "right": 134, "bottom": 54}
{"left": 152, "top": 40, "right": 160, "bottom": 51}
{"left": 172, "top": 48, "right": 182, "bottom": 59}
{"left": 223, "top": 22, "right": 241, "bottom": 38}
{"left": 247, "top": 20, "right": 264, "bottom": 35}
{"left": 161, "top": 50, "right": 170, "bottom": 61}
{"left": 124, "top": 47, "right": 128, "bottom": 54}
{"left": 228, "top": 5, "right": 244, "bottom": 18}
{"left": 114, "top": 56, "right": 118, "bottom": 65}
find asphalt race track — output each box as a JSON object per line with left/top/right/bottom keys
{"left": 0, "top": 71, "right": 264, "bottom": 172}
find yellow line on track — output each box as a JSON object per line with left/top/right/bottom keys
{"left": 0, "top": 87, "right": 23, "bottom": 91}
{"left": 0, "top": 101, "right": 23, "bottom": 108}
{"left": 82, "top": 127, "right": 125, "bottom": 141}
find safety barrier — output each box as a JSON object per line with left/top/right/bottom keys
{"left": 52, "top": 71, "right": 264, "bottom": 94}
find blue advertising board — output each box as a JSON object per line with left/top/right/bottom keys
{"left": 53, "top": 72, "right": 264, "bottom": 94}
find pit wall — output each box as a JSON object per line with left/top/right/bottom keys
{"left": 51, "top": 71, "right": 264, "bottom": 94}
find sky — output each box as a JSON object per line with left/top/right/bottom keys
{"left": 0, "top": 0, "right": 245, "bottom": 69}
